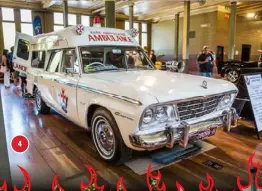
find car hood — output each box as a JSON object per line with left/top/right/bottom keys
{"left": 80, "top": 70, "right": 238, "bottom": 105}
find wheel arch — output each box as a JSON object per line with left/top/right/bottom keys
{"left": 86, "top": 104, "right": 115, "bottom": 129}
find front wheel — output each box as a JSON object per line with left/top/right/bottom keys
{"left": 91, "top": 108, "right": 132, "bottom": 163}
{"left": 227, "top": 70, "right": 239, "bottom": 83}
{"left": 35, "top": 88, "right": 50, "bottom": 114}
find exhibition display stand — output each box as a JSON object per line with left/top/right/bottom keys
{"left": 233, "top": 73, "right": 262, "bottom": 140}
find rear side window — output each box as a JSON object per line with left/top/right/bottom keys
{"left": 47, "top": 50, "right": 62, "bottom": 72}
{"left": 17, "top": 39, "right": 30, "bottom": 60}
{"left": 32, "top": 51, "right": 46, "bottom": 69}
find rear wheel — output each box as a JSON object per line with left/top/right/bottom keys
{"left": 91, "top": 108, "right": 132, "bottom": 163}
{"left": 35, "top": 88, "right": 50, "bottom": 114}
{"left": 227, "top": 70, "right": 239, "bottom": 83}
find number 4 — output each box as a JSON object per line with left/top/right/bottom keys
{"left": 18, "top": 141, "right": 22, "bottom": 147}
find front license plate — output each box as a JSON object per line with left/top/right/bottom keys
{"left": 193, "top": 127, "right": 217, "bottom": 141}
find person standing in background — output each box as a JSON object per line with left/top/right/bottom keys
{"left": 2, "top": 49, "right": 11, "bottom": 88}
{"left": 209, "top": 50, "right": 217, "bottom": 77}
{"left": 197, "top": 47, "right": 210, "bottom": 77}
{"left": 149, "top": 50, "right": 157, "bottom": 65}
{"left": 8, "top": 46, "right": 16, "bottom": 83}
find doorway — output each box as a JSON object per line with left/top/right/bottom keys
{"left": 241, "top": 44, "right": 251, "bottom": 61}
{"left": 216, "top": 46, "right": 224, "bottom": 74}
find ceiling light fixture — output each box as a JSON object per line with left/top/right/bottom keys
{"left": 247, "top": 13, "right": 255, "bottom": 18}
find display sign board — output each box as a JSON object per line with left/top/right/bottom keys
{"left": 243, "top": 73, "right": 262, "bottom": 139}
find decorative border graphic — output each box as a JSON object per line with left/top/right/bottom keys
{"left": 0, "top": 153, "right": 261, "bottom": 191}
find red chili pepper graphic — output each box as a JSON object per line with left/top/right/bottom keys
{"left": 0, "top": 180, "right": 7, "bottom": 191}
{"left": 116, "top": 177, "right": 127, "bottom": 191}
{"left": 254, "top": 161, "right": 262, "bottom": 189}
{"left": 236, "top": 152, "right": 262, "bottom": 190}
{"left": 80, "top": 164, "right": 104, "bottom": 191}
{"left": 176, "top": 181, "right": 185, "bottom": 191}
{"left": 146, "top": 163, "right": 166, "bottom": 191}
{"left": 199, "top": 173, "right": 218, "bottom": 191}
{"left": 13, "top": 166, "right": 31, "bottom": 191}
{"left": 52, "top": 174, "right": 65, "bottom": 191}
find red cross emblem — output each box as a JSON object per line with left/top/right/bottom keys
{"left": 60, "top": 89, "right": 66, "bottom": 103}
{"left": 76, "top": 24, "right": 85, "bottom": 35}
{"left": 131, "top": 28, "right": 138, "bottom": 37}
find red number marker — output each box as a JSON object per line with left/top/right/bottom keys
{"left": 11, "top": 135, "right": 29, "bottom": 153}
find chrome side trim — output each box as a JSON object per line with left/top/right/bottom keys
{"left": 53, "top": 79, "right": 77, "bottom": 87}
{"left": 78, "top": 84, "right": 142, "bottom": 106}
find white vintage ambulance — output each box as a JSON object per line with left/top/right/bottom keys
{"left": 13, "top": 25, "right": 238, "bottom": 163}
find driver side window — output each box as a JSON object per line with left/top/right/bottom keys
{"left": 61, "top": 49, "right": 79, "bottom": 74}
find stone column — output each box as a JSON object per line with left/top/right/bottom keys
{"left": 182, "top": 1, "right": 190, "bottom": 73}
{"left": 105, "top": 0, "right": 116, "bottom": 28}
{"left": 174, "top": 13, "right": 180, "bottom": 61}
{"left": 228, "top": 1, "right": 237, "bottom": 60}
{"left": 14, "top": 8, "right": 21, "bottom": 32}
{"left": 63, "top": 0, "right": 68, "bottom": 28}
{"left": 129, "top": 0, "right": 134, "bottom": 29}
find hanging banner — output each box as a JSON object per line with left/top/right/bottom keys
{"left": 33, "top": 16, "right": 42, "bottom": 35}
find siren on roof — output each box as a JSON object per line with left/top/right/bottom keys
{"left": 127, "top": 28, "right": 138, "bottom": 38}
{"left": 93, "top": 16, "right": 101, "bottom": 27}
{"left": 76, "top": 24, "right": 85, "bottom": 35}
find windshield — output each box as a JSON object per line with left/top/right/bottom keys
{"left": 80, "top": 46, "right": 155, "bottom": 73}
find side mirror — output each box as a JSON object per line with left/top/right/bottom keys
{"left": 65, "top": 68, "right": 74, "bottom": 75}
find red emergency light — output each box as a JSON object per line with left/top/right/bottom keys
{"left": 93, "top": 16, "right": 101, "bottom": 27}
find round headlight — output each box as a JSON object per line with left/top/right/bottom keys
{"left": 143, "top": 109, "right": 154, "bottom": 124}
{"left": 223, "top": 95, "right": 231, "bottom": 104}
{"left": 155, "top": 106, "right": 168, "bottom": 122}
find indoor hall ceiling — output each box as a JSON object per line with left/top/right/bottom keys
{"left": 10, "top": 0, "right": 262, "bottom": 22}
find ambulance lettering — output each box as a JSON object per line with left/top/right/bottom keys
{"left": 88, "top": 32, "right": 132, "bottom": 42}
{"left": 14, "top": 63, "right": 27, "bottom": 72}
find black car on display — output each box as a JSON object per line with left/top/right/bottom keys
{"left": 220, "top": 50, "right": 262, "bottom": 83}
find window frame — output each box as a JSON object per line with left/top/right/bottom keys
{"left": 1, "top": 7, "right": 15, "bottom": 22}
{"left": 17, "top": 39, "right": 30, "bottom": 60}
{"left": 141, "top": 23, "right": 148, "bottom": 48}
{"left": 81, "top": 15, "right": 90, "bottom": 27}
{"left": 79, "top": 45, "right": 155, "bottom": 74}
{"left": 53, "top": 12, "right": 64, "bottom": 31}
{"left": 2, "top": 22, "right": 16, "bottom": 50}
{"left": 60, "top": 48, "right": 80, "bottom": 74}
{"left": 68, "top": 13, "right": 77, "bottom": 26}
{"left": 46, "top": 49, "right": 63, "bottom": 73}
{"left": 31, "top": 50, "right": 46, "bottom": 69}
{"left": 20, "top": 9, "right": 33, "bottom": 36}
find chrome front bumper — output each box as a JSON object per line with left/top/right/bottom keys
{"left": 129, "top": 108, "right": 238, "bottom": 150}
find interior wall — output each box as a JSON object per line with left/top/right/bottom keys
{"left": 152, "top": 20, "right": 175, "bottom": 55}
{"left": 215, "top": 13, "right": 262, "bottom": 61}
{"left": 152, "top": 11, "right": 217, "bottom": 56}
{"left": 216, "top": 11, "right": 229, "bottom": 60}
{"left": 235, "top": 18, "right": 262, "bottom": 60}
{"left": 152, "top": 11, "right": 217, "bottom": 72}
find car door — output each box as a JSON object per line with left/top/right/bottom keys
{"left": 27, "top": 51, "right": 46, "bottom": 95}
{"left": 38, "top": 49, "right": 62, "bottom": 108}
{"left": 52, "top": 48, "right": 80, "bottom": 123}
{"left": 13, "top": 33, "right": 32, "bottom": 74}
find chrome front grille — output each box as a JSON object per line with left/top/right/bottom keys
{"left": 176, "top": 95, "right": 224, "bottom": 121}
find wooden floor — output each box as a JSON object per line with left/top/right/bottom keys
{"left": 1, "top": 84, "right": 262, "bottom": 191}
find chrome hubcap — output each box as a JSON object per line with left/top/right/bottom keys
{"left": 93, "top": 116, "right": 115, "bottom": 158}
{"left": 228, "top": 71, "right": 238, "bottom": 82}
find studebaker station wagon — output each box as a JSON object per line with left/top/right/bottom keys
{"left": 13, "top": 25, "right": 238, "bottom": 163}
